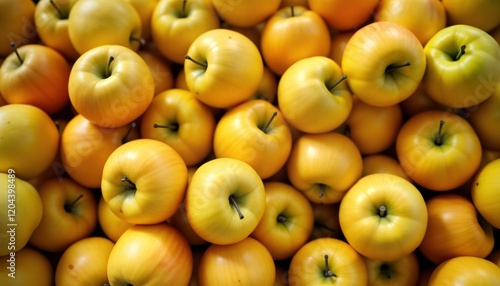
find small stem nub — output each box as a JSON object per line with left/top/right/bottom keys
{"left": 290, "top": 4, "right": 295, "bottom": 17}
{"left": 262, "top": 111, "right": 278, "bottom": 133}
{"left": 456, "top": 45, "right": 466, "bottom": 61}
{"left": 328, "top": 75, "right": 347, "bottom": 91}
{"left": 122, "top": 122, "right": 136, "bottom": 144}
{"left": 121, "top": 176, "right": 137, "bottom": 191}
{"left": 10, "top": 42, "right": 23, "bottom": 64}
{"left": 105, "top": 56, "right": 114, "bottom": 78}
{"left": 181, "top": 0, "right": 187, "bottom": 17}
{"left": 378, "top": 205, "right": 387, "bottom": 217}
{"left": 386, "top": 60, "right": 410, "bottom": 72}
{"left": 277, "top": 214, "right": 287, "bottom": 223}
{"left": 323, "top": 255, "right": 337, "bottom": 278}
{"left": 184, "top": 54, "right": 207, "bottom": 68}
{"left": 318, "top": 184, "right": 327, "bottom": 198}
{"left": 65, "top": 194, "right": 84, "bottom": 213}
{"left": 435, "top": 120, "right": 445, "bottom": 146}
{"left": 50, "top": 0, "right": 64, "bottom": 18}
{"left": 229, "top": 195, "right": 244, "bottom": 219}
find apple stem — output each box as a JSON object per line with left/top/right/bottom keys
{"left": 153, "top": 123, "right": 179, "bottom": 131}
{"left": 318, "top": 184, "right": 326, "bottom": 198}
{"left": 9, "top": 42, "right": 23, "bottom": 64}
{"left": 378, "top": 205, "right": 387, "bottom": 217}
{"left": 122, "top": 122, "right": 136, "bottom": 144}
{"left": 181, "top": 0, "right": 187, "bottom": 17}
{"left": 184, "top": 54, "right": 207, "bottom": 68}
{"left": 105, "top": 56, "right": 115, "bottom": 78}
{"left": 64, "top": 194, "right": 84, "bottom": 213}
{"left": 323, "top": 255, "right": 337, "bottom": 278}
{"left": 130, "top": 36, "right": 146, "bottom": 46}
{"left": 49, "top": 0, "right": 64, "bottom": 19}
{"left": 434, "top": 120, "right": 445, "bottom": 146}
{"left": 456, "top": 45, "right": 466, "bottom": 61}
{"left": 262, "top": 111, "right": 278, "bottom": 133}
{"left": 327, "top": 75, "right": 347, "bottom": 91}
{"left": 229, "top": 195, "right": 244, "bottom": 219}
{"left": 121, "top": 176, "right": 137, "bottom": 191}
{"left": 277, "top": 214, "right": 287, "bottom": 223}
{"left": 385, "top": 60, "right": 410, "bottom": 72}
{"left": 290, "top": 4, "right": 295, "bottom": 17}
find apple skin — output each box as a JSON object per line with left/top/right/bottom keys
{"left": 0, "top": 0, "right": 37, "bottom": 57}
{"left": 0, "top": 247, "right": 53, "bottom": 286}
{"left": 471, "top": 159, "right": 500, "bottom": 229}
{"left": 428, "top": 256, "right": 500, "bottom": 285}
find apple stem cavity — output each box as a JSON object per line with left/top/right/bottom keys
{"left": 318, "top": 184, "right": 327, "bottom": 198}
{"left": 323, "top": 255, "right": 337, "bottom": 278}
{"left": 434, "top": 120, "right": 445, "bottom": 146}
{"left": 456, "top": 45, "right": 466, "bottom": 61}
{"left": 229, "top": 195, "right": 244, "bottom": 219}
{"left": 64, "top": 194, "right": 84, "bottom": 213}
{"left": 121, "top": 176, "right": 137, "bottom": 192}
{"left": 9, "top": 42, "right": 23, "bottom": 64}
{"left": 122, "top": 122, "right": 136, "bottom": 144}
{"left": 105, "top": 56, "right": 115, "bottom": 78}
{"left": 181, "top": 0, "right": 187, "bottom": 17}
{"left": 327, "top": 75, "right": 347, "bottom": 91}
{"left": 262, "top": 111, "right": 278, "bottom": 133}
{"left": 378, "top": 205, "right": 387, "bottom": 217}
{"left": 385, "top": 60, "right": 410, "bottom": 72}
{"left": 153, "top": 123, "right": 179, "bottom": 131}
{"left": 277, "top": 214, "right": 287, "bottom": 223}
{"left": 184, "top": 54, "right": 207, "bottom": 68}
{"left": 49, "top": 0, "right": 64, "bottom": 19}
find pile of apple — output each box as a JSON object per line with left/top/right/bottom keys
{"left": 1, "top": 0, "right": 500, "bottom": 285}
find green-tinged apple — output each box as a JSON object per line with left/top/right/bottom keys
{"left": 309, "top": 0, "right": 378, "bottom": 31}
{"left": 428, "top": 256, "right": 500, "bottom": 285}
{"left": 107, "top": 222, "right": 193, "bottom": 286}
{"left": 213, "top": 99, "right": 292, "bottom": 179}
{"left": 140, "top": 88, "right": 216, "bottom": 167}
{"left": 0, "top": 104, "right": 59, "bottom": 180}
{"left": 396, "top": 110, "right": 482, "bottom": 191}
{"left": 341, "top": 96, "right": 403, "bottom": 155}
{"left": 288, "top": 237, "right": 368, "bottom": 285}
{"left": 0, "top": 173, "right": 42, "bottom": 256}
{"left": 0, "top": 0, "right": 37, "bottom": 57}
{"left": 260, "top": 5, "right": 331, "bottom": 75}
{"left": 339, "top": 173, "right": 428, "bottom": 261}
{"left": 184, "top": 28, "right": 264, "bottom": 108}
{"left": 418, "top": 194, "right": 495, "bottom": 264}
{"left": 151, "top": 0, "right": 220, "bottom": 64}
{"left": 68, "top": 0, "right": 143, "bottom": 55}
{"left": 125, "top": 0, "right": 158, "bottom": 42}
{"left": 251, "top": 182, "right": 314, "bottom": 260}
{"left": 97, "top": 196, "right": 134, "bottom": 243}
{"left": 55, "top": 236, "right": 114, "bottom": 286}
{"left": 342, "top": 21, "right": 426, "bottom": 107}
{"left": 277, "top": 56, "right": 352, "bottom": 134}
{"left": 423, "top": 24, "right": 500, "bottom": 108}
{"left": 287, "top": 132, "right": 363, "bottom": 204}
{"left": 468, "top": 84, "right": 500, "bottom": 150}
{"left": 28, "top": 178, "right": 97, "bottom": 253}
{"left": 0, "top": 247, "right": 53, "bottom": 285}
{"left": 68, "top": 44, "right": 155, "bottom": 128}
{"left": 185, "top": 157, "right": 266, "bottom": 245}
{"left": 34, "top": 0, "right": 79, "bottom": 60}
{"left": 60, "top": 115, "right": 139, "bottom": 189}
{"left": 471, "top": 159, "right": 500, "bottom": 228}
{"left": 441, "top": 0, "right": 500, "bottom": 32}
{"left": 374, "top": 0, "right": 446, "bottom": 46}
{"left": 308, "top": 202, "right": 342, "bottom": 241}
{"left": 364, "top": 252, "right": 420, "bottom": 286}
{"left": 137, "top": 49, "right": 175, "bottom": 96}
{"left": 198, "top": 237, "right": 275, "bottom": 286}
{"left": 211, "top": 0, "right": 281, "bottom": 27}
{"left": 0, "top": 43, "right": 71, "bottom": 114}
{"left": 101, "top": 139, "right": 188, "bottom": 225}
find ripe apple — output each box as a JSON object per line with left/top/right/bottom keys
{"left": 250, "top": 65, "right": 278, "bottom": 103}
{"left": 362, "top": 154, "right": 412, "bottom": 182}
{"left": 140, "top": 88, "right": 216, "bottom": 167}
{"left": 97, "top": 196, "right": 133, "bottom": 243}
{"left": 364, "top": 252, "right": 420, "bottom": 286}
{"left": 211, "top": 0, "right": 281, "bottom": 27}
{"left": 251, "top": 182, "right": 314, "bottom": 260}
{"left": 184, "top": 28, "right": 264, "bottom": 108}
{"left": 288, "top": 237, "right": 368, "bottom": 285}
{"left": 471, "top": 159, "right": 500, "bottom": 228}
{"left": 107, "top": 222, "right": 193, "bottom": 285}
{"left": 0, "top": 43, "right": 71, "bottom": 114}
{"left": 308, "top": 202, "right": 342, "bottom": 241}
{"left": 428, "top": 256, "right": 500, "bottom": 285}
{"left": 0, "top": 104, "right": 59, "bottom": 180}
{"left": 260, "top": 5, "right": 331, "bottom": 75}
{"left": 373, "top": 0, "right": 447, "bottom": 45}
{"left": 418, "top": 193, "right": 495, "bottom": 265}
{"left": 277, "top": 56, "right": 352, "bottom": 134}
{"left": 329, "top": 30, "right": 355, "bottom": 66}
{"left": 68, "top": 0, "right": 143, "bottom": 55}
{"left": 28, "top": 177, "right": 98, "bottom": 253}
{"left": 287, "top": 132, "right": 363, "bottom": 204}
{"left": 213, "top": 99, "right": 292, "bottom": 179}
{"left": 101, "top": 138, "right": 188, "bottom": 225}
{"left": 60, "top": 115, "right": 139, "bottom": 189}
{"left": 467, "top": 84, "right": 500, "bottom": 151}
{"left": 342, "top": 21, "right": 426, "bottom": 107}
{"left": 198, "top": 237, "right": 275, "bottom": 285}
{"left": 151, "top": 0, "right": 220, "bottom": 64}
{"left": 34, "top": 0, "right": 79, "bottom": 60}
{"left": 0, "top": 173, "right": 43, "bottom": 257}
{"left": 55, "top": 236, "right": 114, "bottom": 286}
{"left": 185, "top": 157, "right": 266, "bottom": 245}
{"left": 422, "top": 24, "right": 500, "bottom": 108}
{"left": 339, "top": 173, "right": 428, "bottom": 261}
{"left": 441, "top": 0, "right": 500, "bottom": 32}
{"left": 125, "top": 0, "right": 159, "bottom": 42}
{"left": 137, "top": 49, "right": 175, "bottom": 96}
{"left": 167, "top": 201, "right": 208, "bottom": 246}
{"left": 68, "top": 44, "right": 155, "bottom": 128}
{"left": 0, "top": 0, "right": 37, "bottom": 57}
{"left": 396, "top": 110, "right": 482, "bottom": 191}
{"left": 0, "top": 247, "right": 53, "bottom": 285}
{"left": 309, "top": 0, "right": 379, "bottom": 31}
{"left": 399, "top": 83, "right": 445, "bottom": 118}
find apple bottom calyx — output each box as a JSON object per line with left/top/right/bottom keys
{"left": 323, "top": 254, "right": 337, "bottom": 278}
{"left": 229, "top": 195, "right": 244, "bottom": 219}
